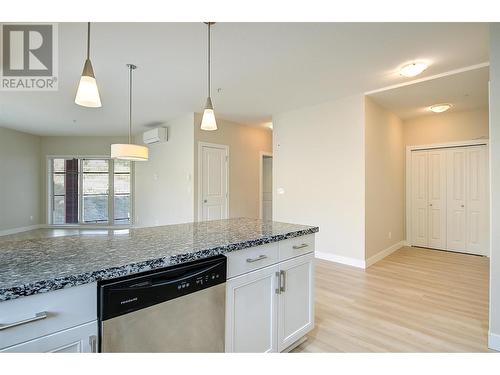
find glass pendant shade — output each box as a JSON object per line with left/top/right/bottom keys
{"left": 201, "top": 97, "right": 217, "bottom": 131}
{"left": 111, "top": 143, "right": 149, "bottom": 161}
{"left": 75, "top": 59, "right": 102, "bottom": 107}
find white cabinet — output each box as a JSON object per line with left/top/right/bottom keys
{"left": 277, "top": 252, "right": 315, "bottom": 352}
{"left": 225, "top": 239, "right": 315, "bottom": 353}
{"left": 1, "top": 321, "right": 97, "bottom": 353}
{"left": 410, "top": 145, "right": 489, "bottom": 256}
{"left": 225, "top": 264, "right": 279, "bottom": 353}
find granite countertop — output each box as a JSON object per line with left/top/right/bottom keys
{"left": 0, "top": 218, "right": 318, "bottom": 302}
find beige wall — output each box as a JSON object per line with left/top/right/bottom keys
{"left": 273, "top": 95, "right": 366, "bottom": 262}
{"left": 364, "top": 97, "right": 405, "bottom": 260}
{"left": 39, "top": 135, "right": 127, "bottom": 225}
{"left": 403, "top": 109, "right": 489, "bottom": 146}
{"left": 0, "top": 127, "right": 41, "bottom": 233}
{"left": 134, "top": 114, "right": 194, "bottom": 227}
{"left": 489, "top": 24, "right": 500, "bottom": 351}
{"left": 194, "top": 114, "right": 272, "bottom": 220}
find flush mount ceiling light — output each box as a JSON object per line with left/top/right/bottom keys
{"left": 430, "top": 103, "right": 453, "bottom": 113}
{"left": 75, "top": 22, "right": 102, "bottom": 108}
{"left": 399, "top": 62, "right": 428, "bottom": 77}
{"left": 111, "top": 64, "right": 149, "bottom": 161}
{"left": 201, "top": 22, "right": 217, "bottom": 131}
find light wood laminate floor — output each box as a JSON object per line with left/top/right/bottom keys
{"left": 293, "top": 246, "right": 490, "bottom": 352}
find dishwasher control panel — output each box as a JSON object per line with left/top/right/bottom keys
{"left": 98, "top": 255, "right": 227, "bottom": 321}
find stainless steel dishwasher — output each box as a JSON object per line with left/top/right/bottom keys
{"left": 98, "top": 255, "right": 226, "bottom": 352}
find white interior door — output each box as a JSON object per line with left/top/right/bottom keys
{"left": 447, "top": 148, "right": 467, "bottom": 252}
{"left": 465, "top": 146, "right": 488, "bottom": 255}
{"left": 411, "top": 151, "right": 428, "bottom": 247}
{"left": 200, "top": 143, "right": 228, "bottom": 221}
{"left": 427, "top": 149, "right": 447, "bottom": 249}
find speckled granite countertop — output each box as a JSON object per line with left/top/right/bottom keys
{"left": 0, "top": 218, "right": 318, "bottom": 302}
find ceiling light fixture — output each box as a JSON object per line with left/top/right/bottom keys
{"left": 111, "top": 64, "right": 149, "bottom": 161}
{"left": 201, "top": 22, "right": 217, "bottom": 131}
{"left": 430, "top": 103, "right": 452, "bottom": 113}
{"left": 75, "top": 22, "right": 102, "bottom": 108}
{"left": 399, "top": 62, "right": 428, "bottom": 77}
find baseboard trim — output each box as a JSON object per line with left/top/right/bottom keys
{"left": 365, "top": 240, "right": 406, "bottom": 268}
{"left": 0, "top": 224, "right": 42, "bottom": 237}
{"left": 489, "top": 332, "right": 500, "bottom": 352}
{"left": 315, "top": 251, "right": 366, "bottom": 269}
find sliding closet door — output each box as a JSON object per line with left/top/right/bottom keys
{"left": 466, "top": 146, "right": 488, "bottom": 255}
{"left": 446, "top": 148, "right": 467, "bottom": 252}
{"left": 411, "top": 151, "right": 428, "bottom": 247}
{"left": 427, "top": 150, "right": 447, "bottom": 249}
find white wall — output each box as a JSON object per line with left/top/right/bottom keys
{"left": 39, "top": 135, "right": 127, "bottom": 225}
{"left": 194, "top": 114, "right": 272, "bottom": 220}
{"left": 364, "top": 97, "right": 405, "bottom": 261}
{"left": 403, "top": 109, "right": 489, "bottom": 146}
{"left": 134, "top": 114, "right": 195, "bottom": 227}
{"left": 0, "top": 127, "right": 41, "bottom": 233}
{"left": 272, "top": 95, "right": 365, "bottom": 264}
{"left": 488, "top": 23, "right": 500, "bottom": 352}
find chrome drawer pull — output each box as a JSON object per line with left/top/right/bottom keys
{"left": 275, "top": 271, "right": 281, "bottom": 294}
{"left": 0, "top": 311, "right": 48, "bottom": 331}
{"left": 280, "top": 270, "right": 286, "bottom": 293}
{"left": 292, "top": 243, "right": 309, "bottom": 250}
{"left": 246, "top": 254, "right": 267, "bottom": 263}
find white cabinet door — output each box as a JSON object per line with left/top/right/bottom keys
{"left": 466, "top": 146, "right": 488, "bottom": 255}
{"left": 0, "top": 321, "right": 97, "bottom": 353}
{"left": 225, "top": 264, "right": 279, "bottom": 353}
{"left": 427, "top": 149, "right": 447, "bottom": 249}
{"left": 412, "top": 151, "right": 429, "bottom": 247}
{"left": 277, "top": 253, "right": 314, "bottom": 352}
{"left": 447, "top": 148, "right": 467, "bottom": 252}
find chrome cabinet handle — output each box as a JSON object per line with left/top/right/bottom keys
{"left": 275, "top": 271, "right": 281, "bottom": 294}
{"left": 279, "top": 270, "right": 286, "bottom": 293}
{"left": 292, "top": 243, "right": 309, "bottom": 250}
{"left": 89, "top": 335, "right": 97, "bottom": 353}
{"left": 0, "top": 311, "right": 48, "bottom": 331}
{"left": 246, "top": 254, "right": 267, "bottom": 263}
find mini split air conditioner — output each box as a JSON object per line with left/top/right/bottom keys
{"left": 143, "top": 127, "right": 168, "bottom": 145}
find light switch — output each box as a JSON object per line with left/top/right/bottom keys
{"left": 277, "top": 187, "right": 285, "bottom": 195}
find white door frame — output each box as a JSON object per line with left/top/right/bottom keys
{"left": 259, "top": 151, "right": 273, "bottom": 220}
{"left": 405, "top": 139, "right": 489, "bottom": 248}
{"left": 197, "top": 142, "right": 229, "bottom": 222}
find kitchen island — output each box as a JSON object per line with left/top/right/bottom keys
{"left": 0, "top": 218, "right": 318, "bottom": 352}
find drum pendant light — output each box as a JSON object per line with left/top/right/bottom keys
{"left": 110, "top": 64, "right": 149, "bottom": 161}
{"left": 201, "top": 22, "right": 217, "bottom": 131}
{"left": 75, "top": 22, "right": 102, "bottom": 108}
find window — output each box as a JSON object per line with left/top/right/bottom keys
{"left": 49, "top": 158, "right": 132, "bottom": 225}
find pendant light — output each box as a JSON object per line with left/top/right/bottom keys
{"left": 201, "top": 22, "right": 217, "bottom": 131}
{"left": 110, "top": 64, "right": 149, "bottom": 161}
{"left": 75, "top": 22, "right": 102, "bottom": 108}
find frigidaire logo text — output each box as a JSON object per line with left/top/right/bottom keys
{"left": 120, "top": 297, "right": 138, "bottom": 305}
{"left": 1, "top": 23, "right": 58, "bottom": 90}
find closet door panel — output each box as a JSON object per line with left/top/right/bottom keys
{"left": 427, "top": 150, "right": 447, "bottom": 249}
{"left": 466, "top": 146, "right": 488, "bottom": 255}
{"left": 446, "top": 149, "right": 467, "bottom": 252}
{"left": 411, "top": 151, "right": 428, "bottom": 247}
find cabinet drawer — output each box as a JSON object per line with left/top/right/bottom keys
{"left": 226, "top": 243, "right": 279, "bottom": 279}
{"left": 278, "top": 234, "right": 315, "bottom": 261}
{"left": 0, "top": 283, "right": 97, "bottom": 350}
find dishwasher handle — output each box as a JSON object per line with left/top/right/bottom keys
{"left": 110, "top": 261, "right": 224, "bottom": 291}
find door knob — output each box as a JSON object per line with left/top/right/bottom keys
{"left": 429, "top": 204, "right": 433, "bottom": 206}
{"left": 461, "top": 204, "right": 465, "bottom": 208}
{"left": 203, "top": 199, "right": 207, "bottom": 203}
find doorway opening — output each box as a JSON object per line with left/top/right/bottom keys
{"left": 260, "top": 152, "right": 273, "bottom": 221}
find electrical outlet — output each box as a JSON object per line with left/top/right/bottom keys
{"left": 388, "top": 232, "right": 392, "bottom": 240}
{"left": 30, "top": 215, "right": 34, "bottom": 222}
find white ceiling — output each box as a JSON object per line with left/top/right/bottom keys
{"left": 368, "top": 66, "right": 489, "bottom": 120}
{"left": 0, "top": 22, "right": 490, "bottom": 136}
